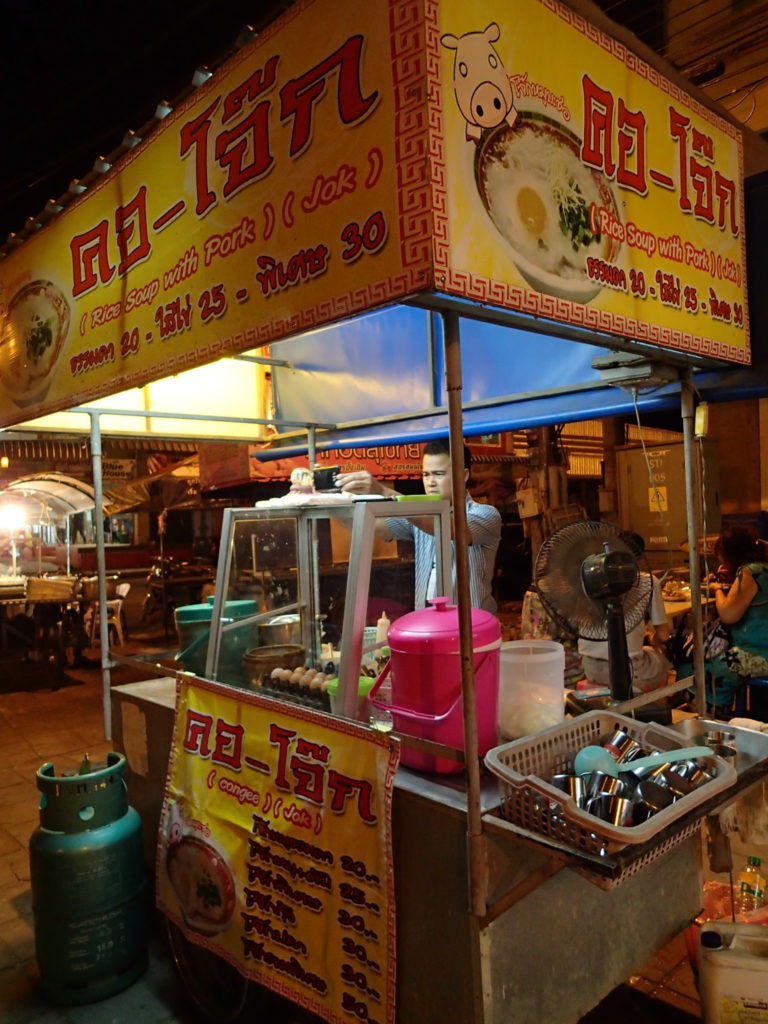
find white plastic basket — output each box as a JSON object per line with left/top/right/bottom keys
{"left": 484, "top": 711, "right": 737, "bottom": 857}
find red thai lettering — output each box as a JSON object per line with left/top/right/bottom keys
{"left": 690, "top": 159, "right": 714, "bottom": 224}
{"left": 270, "top": 723, "right": 297, "bottom": 791}
{"left": 211, "top": 720, "right": 245, "bottom": 770}
{"left": 692, "top": 126, "right": 714, "bottom": 161}
{"left": 582, "top": 75, "right": 649, "bottom": 193}
{"left": 715, "top": 173, "right": 738, "bottom": 235}
{"left": 581, "top": 75, "right": 616, "bottom": 178}
{"left": 326, "top": 771, "right": 376, "bottom": 823}
{"left": 215, "top": 101, "right": 274, "bottom": 198}
{"left": 670, "top": 108, "right": 692, "bottom": 213}
{"left": 669, "top": 106, "right": 738, "bottom": 234}
{"left": 183, "top": 709, "right": 214, "bottom": 756}
{"left": 115, "top": 185, "right": 152, "bottom": 275}
{"left": 222, "top": 54, "right": 280, "bottom": 122}
{"left": 70, "top": 221, "right": 116, "bottom": 297}
{"left": 616, "top": 101, "right": 647, "bottom": 195}
{"left": 290, "top": 739, "right": 330, "bottom": 805}
{"left": 179, "top": 96, "right": 222, "bottom": 217}
{"left": 280, "top": 35, "right": 378, "bottom": 158}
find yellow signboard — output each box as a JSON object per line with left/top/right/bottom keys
{"left": 0, "top": 0, "right": 431, "bottom": 426}
{"left": 0, "top": 0, "right": 752, "bottom": 432}
{"left": 157, "top": 677, "right": 399, "bottom": 1024}
{"left": 432, "top": 0, "right": 749, "bottom": 363}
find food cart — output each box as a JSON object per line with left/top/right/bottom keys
{"left": 2, "top": 0, "right": 767, "bottom": 1020}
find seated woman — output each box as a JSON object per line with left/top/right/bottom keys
{"left": 691, "top": 525, "right": 768, "bottom": 709}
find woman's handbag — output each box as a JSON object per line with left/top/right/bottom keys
{"left": 678, "top": 618, "right": 731, "bottom": 663}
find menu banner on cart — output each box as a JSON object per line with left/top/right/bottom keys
{"left": 0, "top": 0, "right": 431, "bottom": 427}
{"left": 157, "top": 677, "right": 399, "bottom": 1024}
{"left": 432, "top": 0, "right": 749, "bottom": 362}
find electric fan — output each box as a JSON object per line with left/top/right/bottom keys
{"left": 534, "top": 521, "right": 653, "bottom": 703}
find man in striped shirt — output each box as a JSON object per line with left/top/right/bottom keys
{"left": 337, "top": 439, "right": 501, "bottom": 612}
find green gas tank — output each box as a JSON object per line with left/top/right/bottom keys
{"left": 29, "top": 752, "right": 147, "bottom": 1005}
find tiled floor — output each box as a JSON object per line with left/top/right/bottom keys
{"left": 0, "top": 633, "right": 707, "bottom": 1023}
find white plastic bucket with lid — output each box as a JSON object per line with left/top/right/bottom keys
{"left": 498, "top": 639, "right": 565, "bottom": 740}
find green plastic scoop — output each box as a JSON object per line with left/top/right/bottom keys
{"left": 573, "top": 744, "right": 714, "bottom": 778}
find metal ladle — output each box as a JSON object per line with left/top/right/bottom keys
{"left": 573, "top": 744, "right": 714, "bottom": 778}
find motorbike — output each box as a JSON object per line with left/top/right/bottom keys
{"left": 139, "top": 556, "right": 216, "bottom": 633}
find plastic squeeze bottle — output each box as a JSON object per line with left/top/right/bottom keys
{"left": 375, "top": 611, "right": 390, "bottom": 646}
{"left": 735, "top": 855, "right": 766, "bottom": 915}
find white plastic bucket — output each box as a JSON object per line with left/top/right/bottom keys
{"left": 497, "top": 639, "right": 565, "bottom": 740}
{"left": 699, "top": 922, "right": 768, "bottom": 1024}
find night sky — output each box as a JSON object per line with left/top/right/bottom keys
{"left": 0, "top": 1, "right": 288, "bottom": 245}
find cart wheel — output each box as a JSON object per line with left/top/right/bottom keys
{"left": 165, "top": 919, "right": 271, "bottom": 1023}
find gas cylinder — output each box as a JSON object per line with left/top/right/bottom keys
{"left": 29, "top": 751, "right": 147, "bottom": 1005}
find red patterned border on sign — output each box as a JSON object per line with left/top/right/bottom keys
{"left": 389, "top": 0, "right": 435, "bottom": 280}
{"left": 544, "top": 0, "right": 739, "bottom": 142}
{"left": 442, "top": 265, "right": 750, "bottom": 363}
{"left": 424, "top": 0, "right": 449, "bottom": 278}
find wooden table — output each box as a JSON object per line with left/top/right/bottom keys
{"left": 663, "top": 594, "right": 715, "bottom": 625}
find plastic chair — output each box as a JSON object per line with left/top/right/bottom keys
{"left": 85, "top": 582, "right": 131, "bottom": 646}
{"left": 734, "top": 677, "right": 768, "bottom": 721}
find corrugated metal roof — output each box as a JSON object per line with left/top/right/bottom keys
{"left": 0, "top": 473, "right": 96, "bottom": 521}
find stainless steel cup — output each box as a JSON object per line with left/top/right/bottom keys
{"left": 632, "top": 798, "right": 656, "bottom": 824}
{"left": 585, "top": 793, "right": 633, "bottom": 825}
{"left": 586, "top": 771, "right": 627, "bottom": 801}
{"left": 603, "top": 795, "right": 634, "bottom": 826}
{"left": 636, "top": 779, "right": 676, "bottom": 811}
{"left": 663, "top": 767, "right": 696, "bottom": 797}
{"left": 551, "top": 773, "right": 585, "bottom": 805}
{"left": 601, "top": 728, "right": 635, "bottom": 761}
{"left": 585, "top": 795, "right": 609, "bottom": 821}
{"left": 688, "top": 766, "right": 715, "bottom": 788}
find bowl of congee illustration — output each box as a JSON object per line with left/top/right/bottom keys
{"left": 475, "top": 112, "right": 622, "bottom": 303}
{"left": 0, "top": 279, "right": 71, "bottom": 406}
{"left": 166, "top": 835, "right": 236, "bottom": 936}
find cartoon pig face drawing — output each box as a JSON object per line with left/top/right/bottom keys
{"left": 441, "top": 23, "right": 518, "bottom": 142}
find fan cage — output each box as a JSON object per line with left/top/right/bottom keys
{"left": 534, "top": 521, "right": 653, "bottom": 641}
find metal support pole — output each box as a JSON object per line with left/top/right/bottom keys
{"left": 442, "top": 310, "right": 486, "bottom": 918}
{"left": 681, "top": 375, "right": 706, "bottom": 716}
{"left": 308, "top": 426, "right": 317, "bottom": 468}
{"left": 65, "top": 517, "right": 71, "bottom": 576}
{"left": 89, "top": 412, "right": 112, "bottom": 741}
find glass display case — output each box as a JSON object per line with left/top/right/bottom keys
{"left": 201, "top": 498, "right": 452, "bottom": 719}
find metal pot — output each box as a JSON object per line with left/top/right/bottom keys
{"left": 258, "top": 613, "right": 326, "bottom": 651}
{"left": 80, "top": 576, "right": 118, "bottom": 601}
{"left": 259, "top": 614, "right": 301, "bottom": 646}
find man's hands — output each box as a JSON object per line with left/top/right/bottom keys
{"left": 336, "top": 471, "right": 399, "bottom": 498}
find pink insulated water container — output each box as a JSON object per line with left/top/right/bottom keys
{"left": 369, "top": 598, "right": 501, "bottom": 773}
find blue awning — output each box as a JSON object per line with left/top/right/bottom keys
{"left": 263, "top": 303, "right": 764, "bottom": 457}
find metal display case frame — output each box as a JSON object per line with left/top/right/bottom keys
{"left": 204, "top": 498, "right": 452, "bottom": 718}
